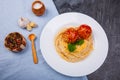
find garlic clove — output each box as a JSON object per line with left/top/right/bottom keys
{"left": 29, "top": 22, "right": 37, "bottom": 28}
{"left": 18, "top": 17, "right": 30, "bottom": 28}
{"left": 27, "top": 24, "right": 32, "bottom": 31}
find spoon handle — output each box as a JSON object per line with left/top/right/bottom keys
{"left": 31, "top": 40, "right": 38, "bottom": 64}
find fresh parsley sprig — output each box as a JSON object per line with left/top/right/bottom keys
{"left": 68, "top": 39, "right": 84, "bottom": 52}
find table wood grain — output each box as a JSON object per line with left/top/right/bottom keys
{"left": 53, "top": 0, "right": 120, "bottom": 80}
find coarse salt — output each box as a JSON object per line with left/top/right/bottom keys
{"left": 34, "top": 3, "right": 42, "bottom": 9}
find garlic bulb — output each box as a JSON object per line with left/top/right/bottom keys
{"left": 18, "top": 17, "right": 38, "bottom": 31}
{"left": 18, "top": 17, "right": 30, "bottom": 28}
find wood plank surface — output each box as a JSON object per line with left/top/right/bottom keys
{"left": 53, "top": 0, "right": 120, "bottom": 80}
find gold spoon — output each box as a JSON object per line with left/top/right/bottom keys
{"left": 28, "top": 34, "right": 38, "bottom": 64}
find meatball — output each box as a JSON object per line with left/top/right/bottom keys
{"left": 62, "top": 28, "right": 79, "bottom": 43}
{"left": 77, "top": 24, "right": 92, "bottom": 39}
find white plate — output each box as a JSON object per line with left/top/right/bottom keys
{"left": 40, "top": 12, "right": 109, "bottom": 77}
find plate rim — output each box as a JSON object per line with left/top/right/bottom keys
{"left": 40, "top": 12, "right": 109, "bottom": 77}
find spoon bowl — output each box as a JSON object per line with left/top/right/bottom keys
{"left": 28, "top": 34, "right": 36, "bottom": 41}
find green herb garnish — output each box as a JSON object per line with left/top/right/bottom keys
{"left": 68, "top": 43, "right": 76, "bottom": 52}
{"left": 75, "top": 39, "right": 84, "bottom": 45}
{"left": 68, "top": 39, "right": 84, "bottom": 52}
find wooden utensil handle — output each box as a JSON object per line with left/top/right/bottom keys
{"left": 31, "top": 40, "right": 38, "bottom": 64}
